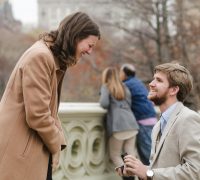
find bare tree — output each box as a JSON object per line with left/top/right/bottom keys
{"left": 99, "top": 0, "right": 200, "bottom": 108}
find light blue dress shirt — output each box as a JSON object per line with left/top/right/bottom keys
{"left": 160, "top": 102, "right": 178, "bottom": 134}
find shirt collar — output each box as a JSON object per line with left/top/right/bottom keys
{"left": 162, "top": 102, "right": 179, "bottom": 123}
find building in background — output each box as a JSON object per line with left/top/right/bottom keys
{"left": 37, "top": 0, "right": 126, "bottom": 31}
{"left": 0, "top": 0, "right": 21, "bottom": 31}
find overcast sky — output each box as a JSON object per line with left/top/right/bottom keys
{"left": 10, "top": 0, "right": 38, "bottom": 25}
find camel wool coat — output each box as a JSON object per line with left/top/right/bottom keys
{"left": 0, "top": 40, "right": 67, "bottom": 180}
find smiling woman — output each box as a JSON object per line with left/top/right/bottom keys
{"left": 75, "top": 35, "right": 98, "bottom": 61}
{"left": 10, "top": 0, "right": 38, "bottom": 25}
{"left": 0, "top": 11, "right": 100, "bottom": 180}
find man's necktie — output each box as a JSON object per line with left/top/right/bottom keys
{"left": 160, "top": 114, "right": 167, "bottom": 134}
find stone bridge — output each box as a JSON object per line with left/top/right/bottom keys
{"left": 53, "top": 102, "right": 121, "bottom": 180}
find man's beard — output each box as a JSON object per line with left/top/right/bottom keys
{"left": 149, "top": 94, "right": 167, "bottom": 106}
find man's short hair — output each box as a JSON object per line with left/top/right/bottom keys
{"left": 121, "top": 64, "right": 136, "bottom": 77}
{"left": 155, "top": 63, "right": 193, "bottom": 102}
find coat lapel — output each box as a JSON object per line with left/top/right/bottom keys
{"left": 151, "top": 102, "right": 183, "bottom": 166}
{"left": 152, "top": 121, "right": 161, "bottom": 152}
{"left": 56, "top": 70, "right": 65, "bottom": 106}
{"left": 150, "top": 121, "right": 161, "bottom": 165}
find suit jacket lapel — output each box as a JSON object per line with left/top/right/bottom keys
{"left": 152, "top": 121, "right": 161, "bottom": 152}
{"left": 150, "top": 121, "right": 161, "bottom": 165}
{"left": 151, "top": 102, "right": 183, "bottom": 166}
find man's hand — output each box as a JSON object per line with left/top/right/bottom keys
{"left": 123, "top": 155, "right": 148, "bottom": 179}
{"left": 115, "top": 165, "right": 124, "bottom": 176}
{"left": 52, "top": 151, "right": 60, "bottom": 172}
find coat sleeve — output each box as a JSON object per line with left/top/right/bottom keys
{"left": 21, "top": 51, "right": 62, "bottom": 154}
{"left": 99, "top": 85, "right": 110, "bottom": 109}
{"left": 152, "top": 112, "right": 200, "bottom": 180}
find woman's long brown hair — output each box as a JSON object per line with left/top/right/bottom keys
{"left": 40, "top": 12, "right": 100, "bottom": 69}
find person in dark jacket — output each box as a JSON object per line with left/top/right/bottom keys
{"left": 99, "top": 67, "right": 139, "bottom": 180}
{"left": 120, "top": 64, "right": 157, "bottom": 165}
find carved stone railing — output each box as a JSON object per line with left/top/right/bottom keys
{"left": 53, "top": 102, "right": 121, "bottom": 180}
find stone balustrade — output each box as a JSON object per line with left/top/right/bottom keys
{"left": 53, "top": 102, "right": 121, "bottom": 180}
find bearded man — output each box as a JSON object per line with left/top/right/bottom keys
{"left": 118, "top": 63, "right": 200, "bottom": 180}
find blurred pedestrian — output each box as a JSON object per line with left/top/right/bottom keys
{"left": 99, "top": 67, "right": 139, "bottom": 179}
{"left": 120, "top": 64, "right": 157, "bottom": 165}
{"left": 0, "top": 12, "right": 100, "bottom": 180}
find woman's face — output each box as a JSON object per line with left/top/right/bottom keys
{"left": 75, "top": 35, "right": 99, "bottom": 61}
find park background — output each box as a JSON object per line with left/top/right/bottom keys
{"left": 0, "top": 0, "right": 200, "bottom": 110}
{"left": 0, "top": 0, "right": 200, "bottom": 179}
